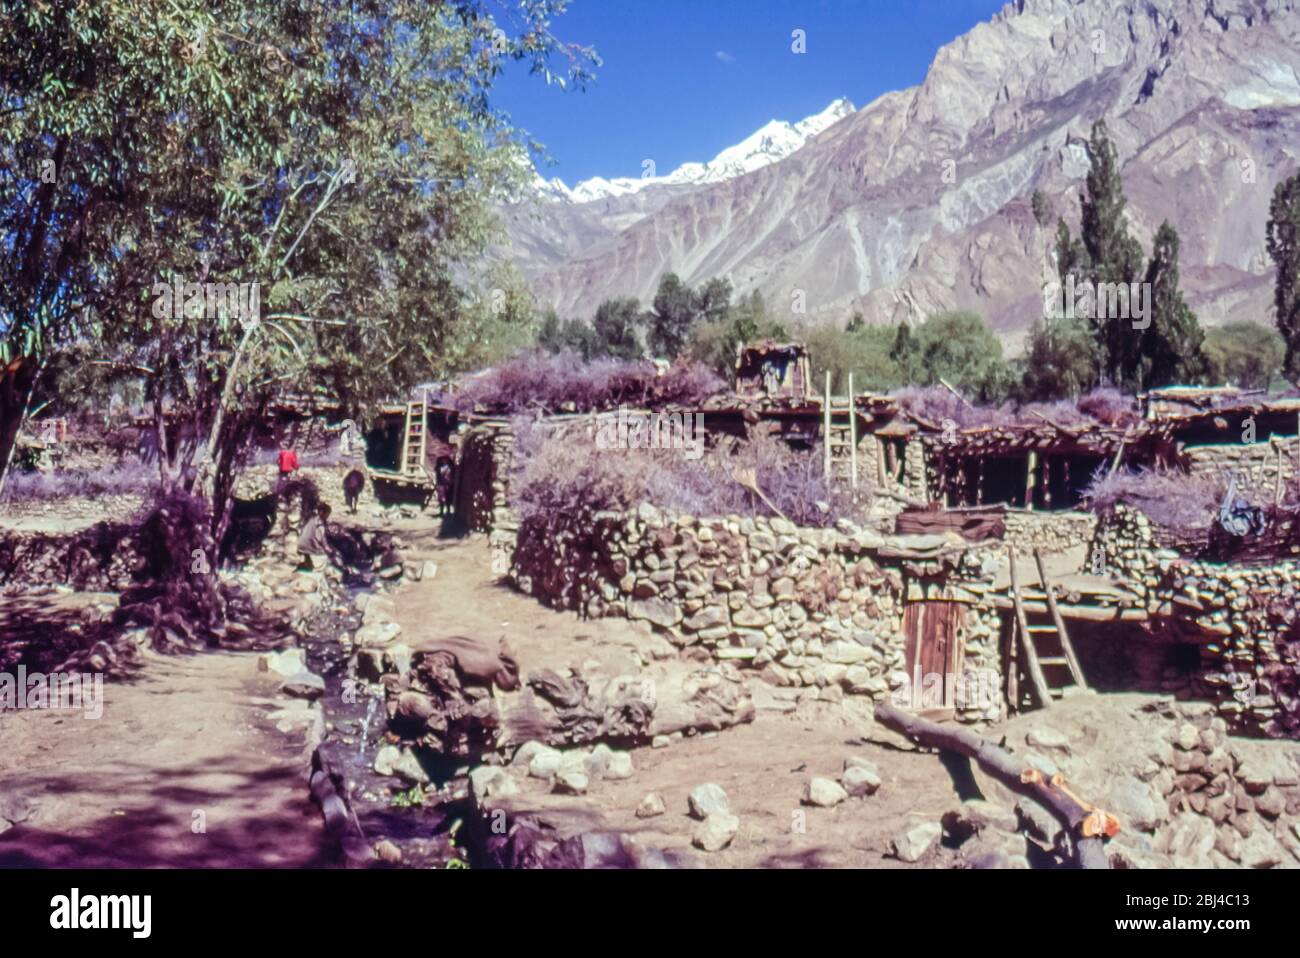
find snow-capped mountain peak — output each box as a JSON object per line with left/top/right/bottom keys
{"left": 535, "top": 97, "right": 855, "bottom": 203}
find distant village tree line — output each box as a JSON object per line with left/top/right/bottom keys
{"left": 530, "top": 122, "right": 1300, "bottom": 404}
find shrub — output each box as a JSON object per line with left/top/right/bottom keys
{"left": 510, "top": 417, "right": 864, "bottom": 527}
{"left": 1082, "top": 467, "right": 1226, "bottom": 535}
{"left": 440, "top": 350, "right": 726, "bottom": 415}
{"left": 1, "top": 459, "right": 158, "bottom": 504}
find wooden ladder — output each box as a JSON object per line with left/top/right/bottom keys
{"left": 401, "top": 399, "right": 428, "bottom": 478}
{"left": 822, "top": 371, "right": 859, "bottom": 488}
{"left": 1007, "top": 545, "right": 1089, "bottom": 710}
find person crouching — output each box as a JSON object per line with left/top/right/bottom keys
{"left": 298, "top": 502, "right": 340, "bottom": 570}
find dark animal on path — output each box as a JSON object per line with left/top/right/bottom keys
{"left": 343, "top": 469, "right": 365, "bottom": 514}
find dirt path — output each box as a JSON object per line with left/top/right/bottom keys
{"left": 0, "top": 647, "right": 335, "bottom": 868}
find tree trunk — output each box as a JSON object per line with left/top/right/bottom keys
{"left": 873, "top": 701, "right": 1115, "bottom": 868}
{"left": 0, "top": 357, "right": 40, "bottom": 494}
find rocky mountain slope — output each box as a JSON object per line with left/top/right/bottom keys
{"left": 503, "top": 0, "right": 1300, "bottom": 348}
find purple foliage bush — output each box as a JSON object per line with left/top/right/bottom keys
{"left": 1074, "top": 388, "right": 1139, "bottom": 427}
{"left": 510, "top": 417, "right": 863, "bottom": 527}
{"left": 893, "top": 385, "right": 1138, "bottom": 430}
{"left": 1, "top": 459, "right": 159, "bottom": 504}
{"left": 1082, "top": 467, "right": 1226, "bottom": 535}
{"left": 440, "top": 350, "right": 726, "bottom": 415}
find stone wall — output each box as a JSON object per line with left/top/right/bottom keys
{"left": 455, "top": 425, "right": 514, "bottom": 534}
{"left": 1090, "top": 504, "right": 1300, "bottom": 737}
{"left": 0, "top": 522, "right": 142, "bottom": 592}
{"left": 507, "top": 504, "right": 1005, "bottom": 724}
{"left": 1186, "top": 437, "right": 1300, "bottom": 503}
{"left": 1001, "top": 510, "right": 1097, "bottom": 556}
{"left": 1143, "top": 703, "right": 1300, "bottom": 868}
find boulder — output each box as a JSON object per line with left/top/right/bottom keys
{"left": 688, "top": 783, "right": 730, "bottom": 819}
{"left": 802, "top": 777, "right": 849, "bottom": 807}
{"left": 280, "top": 671, "right": 325, "bottom": 700}
{"left": 892, "top": 821, "right": 942, "bottom": 863}
{"left": 636, "top": 793, "right": 667, "bottom": 818}
{"left": 691, "top": 813, "right": 739, "bottom": 852}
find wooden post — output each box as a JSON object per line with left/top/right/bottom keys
{"left": 1025, "top": 451, "right": 1038, "bottom": 511}
{"left": 848, "top": 372, "right": 858, "bottom": 489}
{"left": 822, "top": 370, "right": 832, "bottom": 482}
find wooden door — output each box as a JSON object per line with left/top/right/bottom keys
{"left": 901, "top": 600, "right": 965, "bottom": 714}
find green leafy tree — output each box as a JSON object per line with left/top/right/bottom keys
{"left": 1055, "top": 121, "right": 1145, "bottom": 387}
{"left": 800, "top": 320, "right": 903, "bottom": 394}
{"left": 889, "top": 321, "right": 922, "bottom": 384}
{"left": 590, "top": 298, "right": 645, "bottom": 361}
{"left": 647, "top": 273, "right": 696, "bottom": 358}
{"left": 909, "top": 311, "right": 1015, "bottom": 403}
{"left": 1019, "top": 316, "right": 1101, "bottom": 400}
{"left": 686, "top": 289, "right": 785, "bottom": 380}
{"left": 1266, "top": 171, "right": 1300, "bottom": 382}
{"left": 0, "top": 1, "right": 594, "bottom": 524}
{"left": 694, "top": 277, "right": 733, "bottom": 326}
{"left": 1138, "top": 222, "right": 1207, "bottom": 389}
{"left": 1204, "top": 321, "right": 1286, "bottom": 390}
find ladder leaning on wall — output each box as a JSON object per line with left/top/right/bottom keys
{"left": 823, "top": 371, "right": 859, "bottom": 488}
{"left": 401, "top": 396, "right": 429, "bottom": 479}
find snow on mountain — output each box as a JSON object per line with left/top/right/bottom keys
{"left": 536, "top": 97, "right": 856, "bottom": 203}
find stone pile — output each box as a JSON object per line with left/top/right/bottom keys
{"left": 0, "top": 523, "right": 142, "bottom": 593}
{"left": 1132, "top": 704, "right": 1300, "bottom": 868}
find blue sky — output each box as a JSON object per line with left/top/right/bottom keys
{"left": 494, "top": 0, "right": 1007, "bottom": 184}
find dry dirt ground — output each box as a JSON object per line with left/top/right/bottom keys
{"left": 0, "top": 641, "right": 333, "bottom": 867}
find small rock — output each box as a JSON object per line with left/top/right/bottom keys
{"left": 280, "top": 671, "right": 325, "bottom": 700}
{"left": 469, "top": 766, "right": 520, "bottom": 803}
{"left": 527, "top": 747, "right": 564, "bottom": 780}
{"left": 893, "top": 821, "right": 942, "bottom": 863}
{"left": 1108, "top": 776, "right": 1160, "bottom": 832}
{"left": 691, "top": 813, "right": 739, "bottom": 852}
{"left": 803, "top": 777, "right": 849, "bottom": 807}
{"left": 258, "top": 648, "right": 307, "bottom": 677}
{"left": 636, "top": 793, "right": 666, "bottom": 818}
{"left": 840, "top": 765, "right": 882, "bottom": 798}
{"left": 688, "top": 783, "right": 730, "bottom": 819}
{"left": 553, "top": 768, "right": 589, "bottom": 795}
{"left": 604, "top": 751, "right": 634, "bottom": 780}
{"left": 1025, "top": 727, "right": 1071, "bottom": 752}
{"left": 374, "top": 840, "right": 403, "bottom": 864}
{"left": 374, "top": 744, "right": 430, "bottom": 785}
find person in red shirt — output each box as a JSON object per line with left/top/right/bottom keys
{"left": 276, "top": 447, "right": 299, "bottom": 496}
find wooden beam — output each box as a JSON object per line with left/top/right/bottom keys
{"left": 873, "top": 702, "right": 1115, "bottom": 869}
